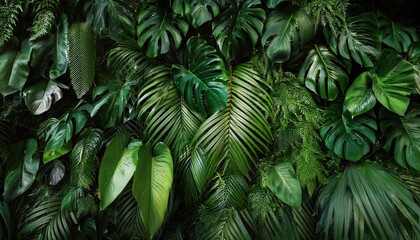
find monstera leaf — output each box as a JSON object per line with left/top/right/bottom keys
{"left": 24, "top": 81, "right": 64, "bottom": 115}
{"left": 320, "top": 105, "right": 377, "bottom": 161}
{"left": 299, "top": 45, "right": 350, "bottom": 100}
{"left": 173, "top": 0, "right": 225, "bottom": 28}
{"left": 262, "top": 3, "right": 314, "bottom": 63}
{"left": 212, "top": 0, "right": 265, "bottom": 60}
{"left": 173, "top": 37, "right": 228, "bottom": 115}
{"left": 380, "top": 105, "right": 420, "bottom": 170}
{"left": 137, "top": 7, "right": 189, "bottom": 58}
{"left": 378, "top": 12, "right": 418, "bottom": 53}
{"left": 325, "top": 11, "right": 380, "bottom": 67}
{"left": 344, "top": 72, "right": 377, "bottom": 117}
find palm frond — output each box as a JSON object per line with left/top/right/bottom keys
{"left": 30, "top": 0, "right": 58, "bottom": 41}
{"left": 293, "top": 200, "right": 316, "bottom": 240}
{"left": 0, "top": 0, "right": 22, "bottom": 47}
{"left": 116, "top": 187, "right": 146, "bottom": 238}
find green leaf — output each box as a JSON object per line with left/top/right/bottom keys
{"left": 173, "top": 37, "right": 228, "bottom": 115}
{"left": 0, "top": 37, "right": 31, "bottom": 96}
{"left": 3, "top": 138, "right": 39, "bottom": 202}
{"left": 266, "top": 0, "right": 286, "bottom": 8}
{"left": 325, "top": 11, "right": 380, "bottom": 67}
{"left": 133, "top": 143, "right": 173, "bottom": 239}
{"left": 320, "top": 105, "right": 377, "bottom": 161}
{"left": 24, "top": 81, "right": 63, "bottom": 115}
{"left": 137, "top": 7, "right": 189, "bottom": 58}
{"left": 212, "top": 0, "right": 265, "bottom": 60}
{"left": 266, "top": 162, "right": 302, "bottom": 208}
{"left": 344, "top": 72, "right": 377, "bottom": 117}
{"left": 407, "top": 41, "right": 420, "bottom": 94}
{"left": 68, "top": 22, "right": 96, "bottom": 98}
{"left": 378, "top": 12, "right": 418, "bottom": 53}
{"left": 299, "top": 45, "right": 350, "bottom": 100}
{"left": 380, "top": 105, "right": 420, "bottom": 170}
{"left": 99, "top": 131, "right": 141, "bottom": 210}
{"left": 43, "top": 141, "right": 73, "bottom": 163}
{"left": 371, "top": 50, "right": 415, "bottom": 116}
{"left": 262, "top": 3, "right": 314, "bottom": 63}
{"left": 49, "top": 14, "right": 69, "bottom": 79}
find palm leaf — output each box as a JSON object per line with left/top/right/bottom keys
{"left": 116, "top": 187, "right": 146, "bottom": 238}
{"left": 68, "top": 22, "right": 96, "bottom": 98}
{"left": 30, "top": 0, "right": 58, "bottom": 41}
{"left": 292, "top": 200, "right": 316, "bottom": 240}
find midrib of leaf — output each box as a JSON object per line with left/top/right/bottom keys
{"left": 314, "top": 45, "right": 331, "bottom": 81}
{"left": 402, "top": 119, "right": 420, "bottom": 149}
{"left": 159, "top": 11, "right": 167, "bottom": 33}
{"left": 278, "top": 12, "right": 294, "bottom": 43}
{"left": 148, "top": 153, "right": 155, "bottom": 222}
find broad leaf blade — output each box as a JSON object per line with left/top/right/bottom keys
{"left": 24, "top": 81, "right": 63, "bottom": 115}
{"left": 267, "top": 162, "right": 302, "bottom": 208}
{"left": 344, "top": 72, "right": 377, "bottom": 117}
{"left": 49, "top": 14, "right": 69, "bottom": 79}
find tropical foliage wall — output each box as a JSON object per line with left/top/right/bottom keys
{"left": 0, "top": 0, "right": 420, "bottom": 239}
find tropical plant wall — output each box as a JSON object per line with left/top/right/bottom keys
{"left": 0, "top": 0, "right": 420, "bottom": 239}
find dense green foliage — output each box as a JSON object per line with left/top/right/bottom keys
{"left": 1, "top": 0, "right": 419, "bottom": 239}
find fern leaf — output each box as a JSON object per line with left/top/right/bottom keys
{"left": 68, "top": 22, "right": 96, "bottom": 98}
{"left": 30, "top": 0, "right": 58, "bottom": 41}
{"left": 0, "top": 0, "right": 22, "bottom": 47}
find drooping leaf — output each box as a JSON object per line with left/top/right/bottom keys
{"left": 266, "top": 162, "right": 301, "bottom": 208}
{"left": 172, "top": 37, "right": 228, "bottom": 115}
{"left": 24, "top": 81, "right": 63, "bottom": 115}
{"left": 344, "top": 72, "right": 377, "bottom": 117}
{"left": 132, "top": 143, "right": 173, "bottom": 239}
{"left": 299, "top": 45, "right": 350, "bottom": 100}
{"left": 320, "top": 105, "right": 377, "bottom": 161}
{"left": 262, "top": 3, "right": 314, "bottom": 63}
{"left": 68, "top": 22, "right": 96, "bottom": 98}
{"left": 212, "top": 0, "right": 265, "bottom": 60}
{"left": 98, "top": 131, "right": 141, "bottom": 210}
{"left": 49, "top": 14, "right": 69, "bottom": 79}
{"left": 137, "top": 7, "right": 189, "bottom": 58}
{"left": 380, "top": 105, "right": 420, "bottom": 170}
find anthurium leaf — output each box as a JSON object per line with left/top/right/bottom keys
{"left": 0, "top": 37, "right": 31, "bottom": 96}
{"left": 137, "top": 7, "right": 189, "bottom": 58}
{"left": 344, "top": 72, "right": 377, "bottom": 117}
{"left": 173, "top": 37, "right": 228, "bottom": 115}
{"left": 320, "top": 105, "right": 377, "bottom": 161}
{"left": 266, "top": 0, "right": 286, "bottom": 8}
{"left": 43, "top": 141, "right": 72, "bottom": 163}
{"left": 378, "top": 12, "right": 418, "bottom": 53}
{"left": 98, "top": 131, "right": 141, "bottom": 210}
{"left": 212, "top": 0, "right": 265, "bottom": 61}
{"left": 299, "top": 45, "right": 350, "bottom": 100}
{"left": 380, "top": 105, "right": 420, "bottom": 170}
{"left": 24, "top": 81, "right": 63, "bottom": 115}
{"left": 49, "top": 14, "right": 69, "bottom": 79}
{"left": 132, "top": 143, "right": 173, "bottom": 239}
{"left": 325, "top": 11, "right": 380, "bottom": 67}
{"left": 266, "top": 161, "right": 302, "bottom": 208}
{"left": 262, "top": 3, "right": 314, "bottom": 63}
{"left": 4, "top": 138, "right": 39, "bottom": 202}
{"left": 371, "top": 49, "right": 415, "bottom": 116}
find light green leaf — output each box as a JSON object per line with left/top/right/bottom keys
{"left": 133, "top": 143, "right": 173, "bottom": 239}
{"left": 266, "top": 162, "right": 302, "bottom": 208}
{"left": 344, "top": 72, "right": 377, "bottom": 117}
{"left": 43, "top": 141, "right": 72, "bottom": 164}
{"left": 24, "top": 81, "right": 63, "bottom": 115}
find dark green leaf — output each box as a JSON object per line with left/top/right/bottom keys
{"left": 24, "top": 81, "right": 63, "bottom": 115}
{"left": 266, "top": 0, "right": 286, "bottom": 8}
{"left": 344, "top": 72, "right": 377, "bottom": 117}
{"left": 49, "top": 14, "right": 69, "bottom": 79}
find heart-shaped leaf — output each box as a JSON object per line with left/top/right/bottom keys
{"left": 24, "top": 81, "right": 63, "bottom": 115}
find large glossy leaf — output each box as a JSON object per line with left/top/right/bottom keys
{"left": 299, "top": 45, "right": 350, "bottom": 100}
{"left": 212, "top": 0, "right": 265, "bottom": 60}
{"left": 0, "top": 37, "right": 31, "bottom": 96}
{"left": 68, "top": 22, "right": 96, "bottom": 98}
{"left": 266, "top": 162, "right": 302, "bottom": 208}
{"left": 407, "top": 41, "right": 420, "bottom": 94}
{"left": 191, "top": 63, "right": 272, "bottom": 193}
{"left": 262, "top": 3, "right": 314, "bottom": 63}
{"left": 23, "top": 81, "right": 63, "bottom": 115}
{"left": 99, "top": 131, "right": 141, "bottom": 210}
{"left": 320, "top": 105, "right": 377, "bottom": 161}
{"left": 325, "top": 11, "right": 380, "bottom": 67}
{"left": 3, "top": 138, "right": 39, "bottom": 202}
{"left": 344, "top": 72, "right": 377, "bottom": 117}
{"left": 378, "top": 12, "right": 418, "bottom": 53}
{"left": 173, "top": 37, "right": 228, "bottom": 115}
{"left": 380, "top": 105, "right": 420, "bottom": 170}
{"left": 132, "top": 143, "right": 173, "bottom": 239}
{"left": 137, "top": 7, "right": 189, "bottom": 58}
{"left": 173, "top": 0, "right": 225, "bottom": 28}
{"left": 50, "top": 14, "right": 69, "bottom": 79}
{"left": 266, "top": 0, "right": 286, "bottom": 8}
{"left": 317, "top": 164, "right": 420, "bottom": 239}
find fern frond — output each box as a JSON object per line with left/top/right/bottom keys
{"left": 307, "top": 0, "right": 348, "bottom": 35}
{"left": 0, "top": 0, "right": 22, "bottom": 46}
{"left": 30, "top": 0, "right": 58, "bottom": 41}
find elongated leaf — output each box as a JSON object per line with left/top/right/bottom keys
{"left": 201, "top": 209, "right": 252, "bottom": 240}
{"left": 344, "top": 72, "right": 377, "bottom": 117}
{"left": 380, "top": 105, "right": 420, "bottom": 170}
{"left": 68, "top": 22, "right": 96, "bottom": 98}
{"left": 137, "top": 7, "right": 189, "bottom": 58}
{"left": 326, "top": 11, "right": 380, "bottom": 67}
{"left": 3, "top": 138, "right": 39, "bottom": 202}
{"left": 99, "top": 131, "right": 141, "bottom": 210}
{"left": 24, "top": 81, "right": 63, "bottom": 115}
{"left": 262, "top": 3, "right": 314, "bottom": 63}
{"left": 299, "top": 45, "right": 350, "bottom": 100}
{"left": 212, "top": 0, "right": 265, "bottom": 60}
{"left": 407, "top": 41, "right": 420, "bottom": 94}
{"left": 0, "top": 37, "right": 31, "bottom": 96}
{"left": 133, "top": 143, "right": 173, "bottom": 239}
{"left": 320, "top": 105, "right": 377, "bottom": 161}
{"left": 49, "top": 14, "right": 69, "bottom": 79}
{"left": 266, "top": 162, "right": 301, "bottom": 208}
{"left": 173, "top": 37, "right": 228, "bottom": 115}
